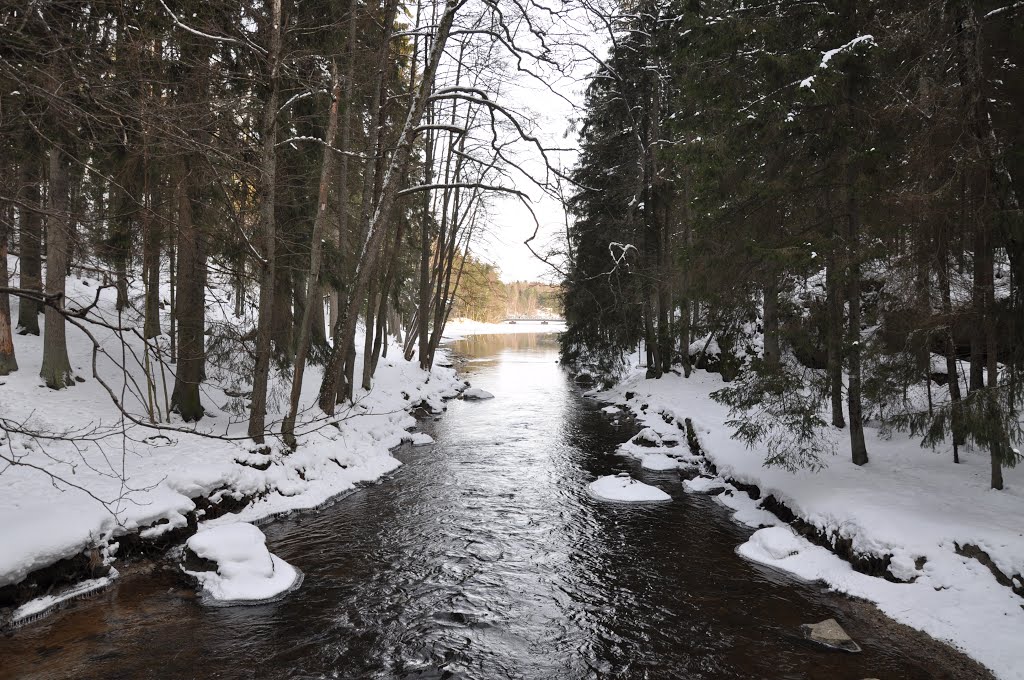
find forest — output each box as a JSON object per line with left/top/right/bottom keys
{"left": 560, "top": 0, "right": 1024, "bottom": 490}
{"left": 1, "top": 2, "right": 1024, "bottom": 677}
{"left": 448, "top": 254, "right": 562, "bottom": 322}
{"left": 0, "top": 0, "right": 560, "bottom": 449}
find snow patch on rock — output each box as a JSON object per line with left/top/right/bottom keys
{"left": 184, "top": 523, "right": 300, "bottom": 604}
{"left": 462, "top": 387, "right": 494, "bottom": 400}
{"left": 588, "top": 474, "right": 672, "bottom": 503}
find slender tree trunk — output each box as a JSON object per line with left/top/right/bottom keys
{"left": 247, "top": 0, "right": 282, "bottom": 442}
{"left": 679, "top": 174, "right": 692, "bottom": 377}
{"left": 329, "top": 0, "right": 359, "bottom": 378}
{"left": 282, "top": 65, "right": 342, "bottom": 446}
{"left": 17, "top": 162, "right": 42, "bottom": 335}
{"left": 0, "top": 204, "right": 17, "bottom": 375}
{"left": 318, "top": 0, "right": 460, "bottom": 414}
{"left": 40, "top": 148, "right": 74, "bottom": 389}
{"left": 763, "top": 276, "right": 780, "bottom": 371}
{"left": 969, "top": 221, "right": 986, "bottom": 391}
{"left": 332, "top": 18, "right": 393, "bottom": 404}
{"left": 417, "top": 130, "right": 434, "bottom": 368}
{"left": 142, "top": 173, "right": 162, "bottom": 339}
{"left": 938, "top": 236, "right": 964, "bottom": 462}
{"left": 372, "top": 220, "right": 407, "bottom": 373}
{"left": 169, "top": 222, "right": 177, "bottom": 365}
{"left": 170, "top": 166, "right": 204, "bottom": 421}
{"left": 846, "top": 164, "right": 868, "bottom": 466}
{"left": 361, "top": 284, "right": 378, "bottom": 390}
{"left": 282, "top": 65, "right": 343, "bottom": 446}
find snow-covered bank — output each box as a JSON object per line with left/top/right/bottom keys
{"left": 0, "top": 262, "right": 462, "bottom": 622}
{"left": 443, "top": 317, "right": 565, "bottom": 339}
{"left": 595, "top": 367, "right": 1024, "bottom": 680}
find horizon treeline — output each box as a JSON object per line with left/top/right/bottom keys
{"left": 449, "top": 253, "right": 562, "bottom": 322}
{"left": 561, "top": 0, "right": 1023, "bottom": 488}
{"left": 0, "top": 0, "right": 544, "bottom": 447}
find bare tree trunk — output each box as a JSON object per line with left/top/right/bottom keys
{"left": 170, "top": 165, "right": 204, "bottom": 421}
{"left": 969, "top": 220, "right": 986, "bottom": 391}
{"left": 763, "top": 276, "right": 780, "bottom": 371}
{"left": 40, "top": 148, "right": 74, "bottom": 389}
{"left": 17, "top": 161, "right": 42, "bottom": 336}
{"left": 333, "top": 1, "right": 395, "bottom": 405}
{"left": 282, "top": 65, "right": 342, "bottom": 447}
{"left": 846, "top": 162, "right": 868, "bottom": 466}
{"left": 372, "top": 219, "right": 407, "bottom": 374}
{"left": 142, "top": 172, "right": 162, "bottom": 339}
{"left": 247, "top": 0, "right": 283, "bottom": 443}
{"left": 679, "top": 174, "right": 692, "bottom": 377}
{"left": 328, "top": 0, "right": 360, "bottom": 382}
{"left": 0, "top": 202, "right": 16, "bottom": 375}
{"left": 938, "top": 236, "right": 963, "bottom": 462}
{"left": 417, "top": 128, "right": 434, "bottom": 368}
{"left": 826, "top": 246, "right": 845, "bottom": 427}
{"left": 318, "top": 0, "right": 460, "bottom": 414}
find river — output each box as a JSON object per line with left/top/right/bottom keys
{"left": 0, "top": 332, "right": 988, "bottom": 679}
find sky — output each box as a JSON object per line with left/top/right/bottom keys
{"left": 478, "top": 76, "right": 580, "bottom": 284}
{"left": 462, "top": 7, "right": 601, "bottom": 285}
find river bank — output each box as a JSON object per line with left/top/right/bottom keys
{"left": 0, "top": 330, "right": 997, "bottom": 680}
{"left": 590, "top": 365, "right": 1024, "bottom": 680}
{"left": 0, "top": 268, "right": 464, "bottom": 626}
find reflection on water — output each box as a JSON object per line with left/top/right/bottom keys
{"left": 448, "top": 331, "right": 561, "bottom": 358}
{"left": 0, "top": 332, "right": 984, "bottom": 679}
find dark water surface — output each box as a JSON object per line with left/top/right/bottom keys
{"left": 0, "top": 333, "right": 985, "bottom": 679}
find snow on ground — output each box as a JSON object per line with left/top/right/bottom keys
{"left": 0, "top": 257, "right": 462, "bottom": 603}
{"left": 184, "top": 523, "right": 299, "bottom": 603}
{"left": 588, "top": 473, "right": 672, "bottom": 502}
{"left": 443, "top": 318, "right": 565, "bottom": 339}
{"left": 594, "top": 365, "right": 1024, "bottom": 680}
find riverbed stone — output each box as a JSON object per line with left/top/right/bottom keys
{"left": 801, "top": 618, "right": 861, "bottom": 653}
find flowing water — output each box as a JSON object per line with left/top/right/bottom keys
{"left": 0, "top": 333, "right": 988, "bottom": 679}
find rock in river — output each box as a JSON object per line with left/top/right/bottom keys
{"left": 462, "top": 387, "right": 494, "bottom": 400}
{"left": 801, "top": 618, "right": 862, "bottom": 653}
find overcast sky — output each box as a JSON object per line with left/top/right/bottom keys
{"left": 466, "top": 10, "right": 600, "bottom": 285}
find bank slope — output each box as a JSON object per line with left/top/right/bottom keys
{"left": 596, "top": 367, "right": 1024, "bottom": 680}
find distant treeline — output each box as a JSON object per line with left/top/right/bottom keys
{"left": 450, "top": 254, "right": 561, "bottom": 322}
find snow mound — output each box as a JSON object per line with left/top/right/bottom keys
{"left": 588, "top": 474, "right": 671, "bottom": 503}
{"left": 640, "top": 453, "right": 679, "bottom": 471}
{"left": 184, "top": 523, "right": 301, "bottom": 604}
{"left": 407, "top": 432, "right": 434, "bottom": 446}
{"left": 741, "top": 526, "right": 804, "bottom": 561}
{"left": 462, "top": 387, "right": 494, "bottom": 400}
{"left": 631, "top": 427, "right": 663, "bottom": 447}
{"left": 683, "top": 476, "right": 727, "bottom": 494}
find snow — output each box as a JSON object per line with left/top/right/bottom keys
{"left": 184, "top": 523, "right": 300, "bottom": 603}
{"left": 596, "top": 365, "right": 1024, "bottom": 680}
{"left": 587, "top": 474, "right": 672, "bottom": 503}
{"left": 683, "top": 476, "right": 726, "bottom": 494}
{"left": 443, "top": 318, "right": 565, "bottom": 339}
{"left": 406, "top": 431, "right": 434, "bottom": 446}
{"left": 741, "top": 526, "right": 804, "bottom": 561}
{"left": 462, "top": 387, "right": 495, "bottom": 400}
{"left": 639, "top": 452, "right": 679, "bottom": 471}
{"left": 9, "top": 570, "right": 118, "bottom": 627}
{"left": 820, "top": 35, "right": 875, "bottom": 69}
{"left": 0, "top": 257, "right": 463, "bottom": 603}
